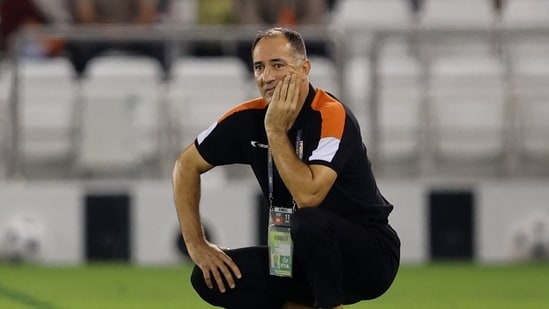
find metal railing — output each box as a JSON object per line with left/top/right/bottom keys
{"left": 1, "top": 25, "right": 347, "bottom": 179}
{"left": 359, "top": 24, "right": 549, "bottom": 177}
{"left": 2, "top": 23, "right": 549, "bottom": 180}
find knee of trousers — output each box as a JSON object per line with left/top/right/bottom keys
{"left": 291, "top": 207, "right": 334, "bottom": 246}
{"left": 190, "top": 265, "right": 222, "bottom": 305}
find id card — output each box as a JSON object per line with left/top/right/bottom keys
{"left": 270, "top": 206, "right": 293, "bottom": 226}
{"left": 268, "top": 224, "right": 293, "bottom": 277}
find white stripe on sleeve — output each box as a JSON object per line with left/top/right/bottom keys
{"left": 197, "top": 122, "right": 218, "bottom": 145}
{"left": 309, "top": 137, "right": 340, "bottom": 163}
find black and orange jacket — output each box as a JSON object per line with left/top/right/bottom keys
{"left": 195, "top": 84, "right": 393, "bottom": 226}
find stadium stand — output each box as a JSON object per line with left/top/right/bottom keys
{"left": 2, "top": 0, "right": 549, "bottom": 179}
{"left": 415, "top": 0, "right": 509, "bottom": 175}
{"left": 331, "top": 0, "right": 422, "bottom": 174}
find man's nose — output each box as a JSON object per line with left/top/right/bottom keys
{"left": 261, "top": 66, "right": 275, "bottom": 83}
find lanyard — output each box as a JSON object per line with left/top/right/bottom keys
{"left": 268, "top": 130, "right": 303, "bottom": 209}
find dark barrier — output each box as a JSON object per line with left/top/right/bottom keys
{"left": 429, "top": 190, "right": 475, "bottom": 260}
{"left": 85, "top": 193, "right": 131, "bottom": 261}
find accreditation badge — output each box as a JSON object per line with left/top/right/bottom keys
{"left": 268, "top": 207, "right": 293, "bottom": 277}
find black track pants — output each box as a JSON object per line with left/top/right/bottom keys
{"left": 190, "top": 207, "right": 400, "bottom": 308}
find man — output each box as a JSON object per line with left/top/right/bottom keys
{"left": 172, "top": 27, "right": 400, "bottom": 309}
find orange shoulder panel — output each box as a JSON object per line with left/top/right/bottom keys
{"left": 218, "top": 98, "right": 267, "bottom": 123}
{"left": 310, "top": 89, "right": 346, "bottom": 139}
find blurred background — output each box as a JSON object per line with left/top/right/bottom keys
{"left": 1, "top": 0, "right": 549, "bottom": 267}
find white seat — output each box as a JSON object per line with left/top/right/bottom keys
{"left": 419, "top": 0, "right": 497, "bottom": 59}
{"left": 501, "top": 1, "right": 549, "bottom": 173}
{"left": 509, "top": 58, "right": 549, "bottom": 172}
{"left": 19, "top": 57, "right": 77, "bottom": 164}
{"left": 166, "top": 0, "right": 197, "bottom": 24}
{"left": 168, "top": 57, "right": 249, "bottom": 147}
{"left": 77, "top": 93, "right": 141, "bottom": 174}
{"left": 76, "top": 55, "right": 163, "bottom": 173}
{"left": 420, "top": 0, "right": 495, "bottom": 27}
{"left": 377, "top": 54, "right": 423, "bottom": 165}
{"left": 501, "top": 0, "right": 549, "bottom": 70}
{"left": 345, "top": 55, "right": 370, "bottom": 122}
{"left": 309, "top": 56, "right": 339, "bottom": 97}
{"left": 428, "top": 56, "right": 506, "bottom": 164}
{"left": 330, "top": 0, "right": 414, "bottom": 56}
{"left": 331, "top": 0, "right": 412, "bottom": 27}
{"left": 501, "top": 0, "right": 549, "bottom": 27}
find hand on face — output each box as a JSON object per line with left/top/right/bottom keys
{"left": 264, "top": 73, "right": 301, "bottom": 133}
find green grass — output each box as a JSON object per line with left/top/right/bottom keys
{"left": 1, "top": 262, "right": 549, "bottom": 308}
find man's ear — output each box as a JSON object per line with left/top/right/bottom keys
{"left": 302, "top": 59, "right": 311, "bottom": 76}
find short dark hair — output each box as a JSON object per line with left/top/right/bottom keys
{"left": 251, "top": 27, "right": 308, "bottom": 59}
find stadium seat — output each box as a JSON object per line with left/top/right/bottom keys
{"left": 418, "top": 0, "right": 497, "bottom": 59}
{"left": 309, "top": 56, "right": 339, "bottom": 98}
{"left": 509, "top": 58, "right": 549, "bottom": 175}
{"left": 376, "top": 53, "right": 423, "bottom": 174}
{"left": 420, "top": 0, "right": 495, "bottom": 27}
{"left": 167, "top": 56, "right": 249, "bottom": 148}
{"left": 500, "top": 1, "right": 549, "bottom": 174}
{"left": 331, "top": 0, "right": 413, "bottom": 28}
{"left": 75, "top": 55, "right": 164, "bottom": 175}
{"left": 344, "top": 56, "right": 370, "bottom": 124}
{"left": 501, "top": 0, "right": 549, "bottom": 26}
{"left": 427, "top": 56, "right": 506, "bottom": 173}
{"left": 330, "top": 0, "right": 414, "bottom": 57}
{"left": 18, "top": 57, "right": 78, "bottom": 167}
{"left": 165, "top": 0, "right": 197, "bottom": 24}
{"left": 501, "top": 0, "right": 549, "bottom": 78}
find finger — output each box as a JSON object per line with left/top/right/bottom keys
{"left": 211, "top": 267, "right": 227, "bottom": 293}
{"left": 221, "top": 255, "right": 242, "bottom": 288}
{"left": 228, "top": 259, "right": 242, "bottom": 280}
{"left": 288, "top": 74, "right": 298, "bottom": 106}
{"left": 218, "top": 248, "right": 242, "bottom": 281}
{"left": 202, "top": 268, "right": 214, "bottom": 289}
{"left": 280, "top": 74, "right": 291, "bottom": 102}
{"left": 272, "top": 79, "right": 283, "bottom": 104}
{"left": 220, "top": 264, "right": 236, "bottom": 290}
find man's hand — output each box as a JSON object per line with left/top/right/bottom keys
{"left": 265, "top": 74, "right": 301, "bottom": 133}
{"left": 187, "top": 241, "right": 242, "bottom": 293}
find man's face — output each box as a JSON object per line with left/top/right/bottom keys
{"left": 252, "top": 36, "right": 307, "bottom": 104}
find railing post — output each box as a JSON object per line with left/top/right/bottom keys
{"left": 368, "top": 33, "right": 381, "bottom": 166}
{"left": 6, "top": 33, "right": 21, "bottom": 179}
